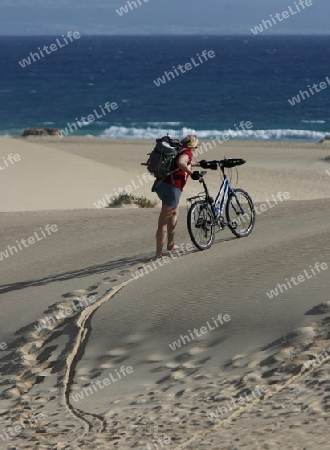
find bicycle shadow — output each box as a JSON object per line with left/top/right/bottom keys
{"left": 214, "top": 235, "right": 237, "bottom": 244}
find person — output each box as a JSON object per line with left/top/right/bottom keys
{"left": 153, "top": 135, "right": 200, "bottom": 258}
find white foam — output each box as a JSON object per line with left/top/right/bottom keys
{"left": 77, "top": 120, "right": 91, "bottom": 127}
{"left": 302, "top": 120, "right": 326, "bottom": 124}
{"left": 147, "top": 122, "right": 181, "bottom": 126}
{"left": 100, "top": 126, "right": 329, "bottom": 141}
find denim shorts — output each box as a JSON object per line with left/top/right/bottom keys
{"left": 154, "top": 181, "right": 182, "bottom": 208}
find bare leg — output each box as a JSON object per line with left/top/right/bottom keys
{"left": 156, "top": 204, "right": 177, "bottom": 258}
{"left": 167, "top": 206, "right": 179, "bottom": 250}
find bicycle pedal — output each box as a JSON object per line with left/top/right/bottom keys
{"left": 217, "top": 217, "right": 225, "bottom": 229}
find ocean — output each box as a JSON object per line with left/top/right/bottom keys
{"left": 1, "top": 35, "right": 330, "bottom": 141}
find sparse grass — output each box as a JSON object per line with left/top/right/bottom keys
{"left": 109, "top": 193, "right": 158, "bottom": 208}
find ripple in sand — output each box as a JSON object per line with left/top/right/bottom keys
{"left": 106, "top": 347, "right": 128, "bottom": 356}
{"left": 76, "top": 367, "right": 91, "bottom": 376}
{"left": 166, "top": 362, "right": 180, "bottom": 369}
{"left": 123, "top": 333, "right": 146, "bottom": 344}
{"left": 37, "top": 369, "right": 53, "bottom": 376}
{"left": 188, "top": 346, "right": 206, "bottom": 356}
{"left": 145, "top": 353, "right": 166, "bottom": 363}
{"left": 99, "top": 363, "right": 115, "bottom": 369}
{"left": 183, "top": 361, "right": 199, "bottom": 369}
{"left": 78, "top": 375, "right": 94, "bottom": 381}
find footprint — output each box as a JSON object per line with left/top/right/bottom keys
{"left": 305, "top": 301, "right": 330, "bottom": 315}
{"left": 175, "top": 389, "right": 185, "bottom": 397}
{"left": 62, "top": 286, "right": 98, "bottom": 298}
{"left": 174, "top": 353, "right": 191, "bottom": 363}
{"left": 118, "top": 269, "right": 131, "bottom": 275}
{"left": 195, "top": 356, "right": 211, "bottom": 366}
{"left": 156, "top": 374, "right": 171, "bottom": 384}
{"left": 62, "top": 290, "right": 88, "bottom": 298}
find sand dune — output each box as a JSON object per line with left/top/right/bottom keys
{"left": 0, "top": 137, "right": 329, "bottom": 449}
{"left": 1, "top": 137, "right": 329, "bottom": 213}
{"left": 0, "top": 138, "right": 141, "bottom": 211}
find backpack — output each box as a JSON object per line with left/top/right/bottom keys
{"left": 142, "top": 136, "right": 183, "bottom": 179}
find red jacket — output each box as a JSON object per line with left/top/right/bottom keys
{"left": 163, "top": 148, "right": 193, "bottom": 191}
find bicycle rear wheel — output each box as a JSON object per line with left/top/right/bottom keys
{"left": 187, "top": 201, "right": 215, "bottom": 250}
{"left": 226, "top": 189, "right": 255, "bottom": 237}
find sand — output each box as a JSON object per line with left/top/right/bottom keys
{"left": 0, "top": 136, "right": 329, "bottom": 450}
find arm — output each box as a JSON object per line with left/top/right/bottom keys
{"left": 177, "top": 154, "right": 193, "bottom": 175}
{"left": 177, "top": 154, "right": 200, "bottom": 174}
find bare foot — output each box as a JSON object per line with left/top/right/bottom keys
{"left": 167, "top": 244, "right": 180, "bottom": 251}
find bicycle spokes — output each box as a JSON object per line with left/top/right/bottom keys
{"left": 226, "top": 189, "right": 255, "bottom": 237}
{"left": 187, "top": 201, "right": 215, "bottom": 250}
{"left": 187, "top": 160, "right": 255, "bottom": 249}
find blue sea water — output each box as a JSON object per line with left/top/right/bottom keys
{"left": 1, "top": 35, "right": 330, "bottom": 140}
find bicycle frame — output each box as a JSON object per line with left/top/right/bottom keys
{"left": 213, "top": 176, "right": 231, "bottom": 218}
{"left": 186, "top": 158, "right": 255, "bottom": 248}
{"left": 187, "top": 168, "right": 245, "bottom": 223}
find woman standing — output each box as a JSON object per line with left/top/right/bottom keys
{"left": 154, "top": 135, "right": 200, "bottom": 258}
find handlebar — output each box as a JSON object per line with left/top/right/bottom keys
{"left": 199, "top": 158, "right": 246, "bottom": 170}
{"left": 191, "top": 158, "right": 246, "bottom": 183}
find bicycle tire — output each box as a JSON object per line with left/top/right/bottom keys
{"left": 226, "top": 189, "right": 255, "bottom": 237}
{"left": 187, "top": 200, "right": 215, "bottom": 250}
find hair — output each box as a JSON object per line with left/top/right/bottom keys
{"left": 181, "top": 135, "right": 199, "bottom": 148}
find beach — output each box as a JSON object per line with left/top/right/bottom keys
{"left": 0, "top": 136, "right": 329, "bottom": 450}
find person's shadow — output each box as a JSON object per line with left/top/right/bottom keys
{"left": 0, "top": 235, "right": 237, "bottom": 296}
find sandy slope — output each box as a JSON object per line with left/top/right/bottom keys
{"left": 1, "top": 137, "right": 329, "bottom": 213}
{"left": 0, "top": 137, "right": 329, "bottom": 449}
{"left": 0, "top": 138, "right": 138, "bottom": 211}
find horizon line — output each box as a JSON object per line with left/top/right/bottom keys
{"left": 1, "top": 33, "right": 330, "bottom": 37}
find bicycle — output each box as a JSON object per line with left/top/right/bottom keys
{"left": 186, "top": 158, "right": 255, "bottom": 250}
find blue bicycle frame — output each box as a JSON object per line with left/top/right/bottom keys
{"left": 213, "top": 177, "right": 230, "bottom": 218}
{"left": 187, "top": 158, "right": 255, "bottom": 248}
{"left": 196, "top": 171, "right": 245, "bottom": 222}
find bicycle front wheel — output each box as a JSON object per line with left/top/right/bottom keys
{"left": 226, "top": 189, "right": 255, "bottom": 237}
{"left": 187, "top": 201, "right": 215, "bottom": 250}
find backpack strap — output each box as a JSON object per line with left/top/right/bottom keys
{"left": 169, "top": 147, "right": 186, "bottom": 184}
